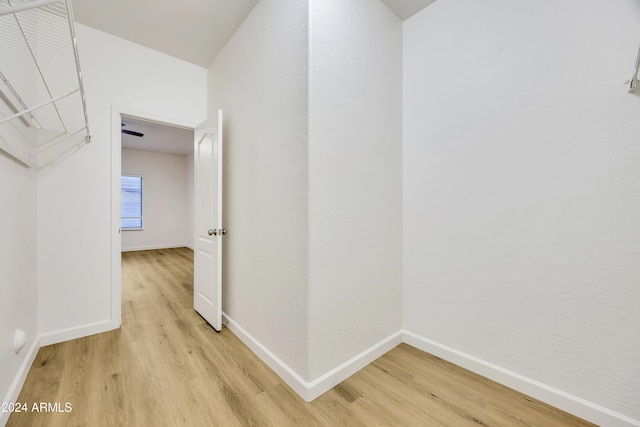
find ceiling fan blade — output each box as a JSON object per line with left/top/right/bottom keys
{"left": 122, "top": 129, "right": 144, "bottom": 137}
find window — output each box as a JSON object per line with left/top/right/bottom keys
{"left": 121, "top": 175, "right": 143, "bottom": 230}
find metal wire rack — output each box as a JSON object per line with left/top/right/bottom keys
{"left": 0, "top": 0, "right": 90, "bottom": 165}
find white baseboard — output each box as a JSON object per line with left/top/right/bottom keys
{"left": 402, "top": 330, "right": 640, "bottom": 427}
{"left": 222, "top": 312, "right": 402, "bottom": 402}
{"left": 121, "top": 243, "right": 192, "bottom": 252}
{"left": 39, "top": 319, "right": 116, "bottom": 347}
{"left": 0, "top": 336, "right": 40, "bottom": 427}
{"left": 222, "top": 312, "right": 309, "bottom": 399}
{"left": 305, "top": 331, "right": 402, "bottom": 401}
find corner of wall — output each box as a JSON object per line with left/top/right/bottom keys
{"left": 225, "top": 311, "right": 403, "bottom": 403}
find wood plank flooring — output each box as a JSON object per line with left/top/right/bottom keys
{"left": 8, "top": 248, "right": 595, "bottom": 426}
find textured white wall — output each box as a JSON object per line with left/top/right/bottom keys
{"left": 0, "top": 125, "right": 38, "bottom": 425}
{"left": 37, "top": 24, "right": 206, "bottom": 340}
{"left": 307, "top": 0, "right": 403, "bottom": 380}
{"left": 208, "top": 0, "right": 309, "bottom": 378}
{"left": 121, "top": 148, "right": 192, "bottom": 252}
{"left": 0, "top": 35, "right": 38, "bottom": 422}
{"left": 403, "top": 0, "right": 640, "bottom": 422}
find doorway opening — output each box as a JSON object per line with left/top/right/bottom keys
{"left": 111, "top": 107, "right": 198, "bottom": 328}
{"left": 119, "top": 115, "right": 195, "bottom": 253}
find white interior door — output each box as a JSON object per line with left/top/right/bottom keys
{"left": 194, "top": 110, "right": 223, "bottom": 331}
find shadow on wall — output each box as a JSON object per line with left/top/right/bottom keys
{"left": 35, "top": 136, "right": 89, "bottom": 178}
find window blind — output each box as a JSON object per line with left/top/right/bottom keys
{"left": 121, "top": 175, "right": 143, "bottom": 229}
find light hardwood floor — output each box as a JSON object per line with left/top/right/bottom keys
{"left": 8, "top": 248, "right": 594, "bottom": 426}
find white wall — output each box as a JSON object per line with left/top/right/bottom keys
{"left": 0, "top": 32, "right": 39, "bottom": 424}
{"left": 37, "top": 24, "right": 207, "bottom": 342}
{"left": 121, "top": 148, "right": 193, "bottom": 252}
{"left": 208, "top": 0, "right": 309, "bottom": 378}
{"left": 0, "top": 123, "right": 38, "bottom": 426}
{"left": 208, "top": 0, "right": 403, "bottom": 396}
{"left": 307, "top": 0, "right": 403, "bottom": 380}
{"left": 403, "top": 0, "right": 640, "bottom": 423}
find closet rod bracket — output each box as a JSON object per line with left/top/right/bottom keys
{"left": 628, "top": 45, "right": 640, "bottom": 93}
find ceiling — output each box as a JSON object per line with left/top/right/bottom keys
{"left": 380, "top": 0, "right": 437, "bottom": 20}
{"left": 121, "top": 116, "right": 194, "bottom": 155}
{"left": 71, "top": 0, "right": 436, "bottom": 68}
{"left": 71, "top": 0, "right": 259, "bottom": 67}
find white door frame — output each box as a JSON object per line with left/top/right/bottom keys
{"left": 110, "top": 105, "right": 202, "bottom": 328}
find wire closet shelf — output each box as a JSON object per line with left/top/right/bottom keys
{"left": 0, "top": 0, "right": 90, "bottom": 164}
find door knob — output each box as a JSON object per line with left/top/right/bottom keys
{"left": 208, "top": 229, "right": 217, "bottom": 236}
{"left": 221, "top": 229, "right": 227, "bottom": 235}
